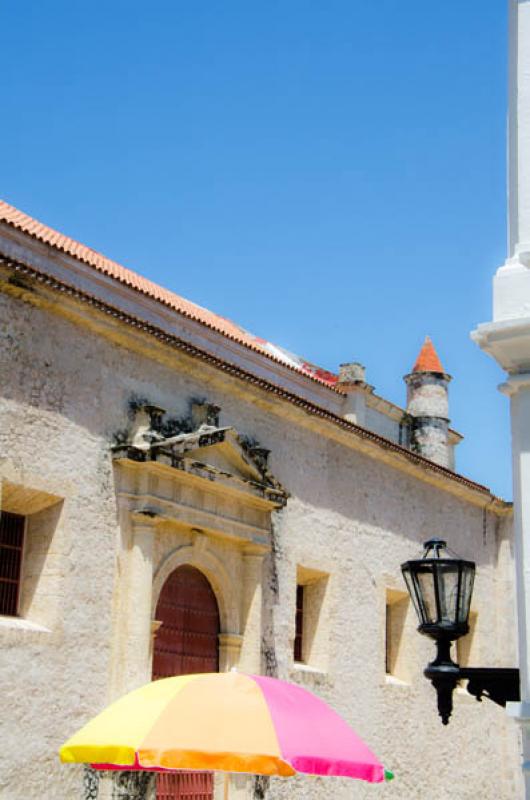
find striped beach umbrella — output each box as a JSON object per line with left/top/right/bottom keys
{"left": 60, "top": 672, "right": 393, "bottom": 792}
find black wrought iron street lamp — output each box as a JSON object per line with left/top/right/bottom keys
{"left": 401, "top": 538, "right": 520, "bottom": 725}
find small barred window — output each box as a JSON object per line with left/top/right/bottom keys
{"left": 0, "top": 511, "right": 25, "bottom": 616}
{"left": 294, "top": 584, "right": 304, "bottom": 662}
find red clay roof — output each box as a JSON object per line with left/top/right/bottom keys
{"left": 0, "top": 199, "right": 339, "bottom": 390}
{"left": 412, "top": 336, "right": 445, "bottom": 374}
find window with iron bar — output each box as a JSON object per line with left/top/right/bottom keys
{"left": 294, "top": 584, "right": 304, "bottom": 662}
{"left": 0, "top": 511, "right": 25, "bottom": 616}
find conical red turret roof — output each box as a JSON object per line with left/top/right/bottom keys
{"left": 412, "top": 336, "right": 445, "bottom": 374}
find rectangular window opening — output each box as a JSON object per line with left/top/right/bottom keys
{"left": 0, "top": 511, "right": 25, "bottom": 616}
{"left": 294, "top": 584, "right": 304, "bottom": 662}
{"left": 385, "top": 602, "right": 391, "bottom": 675}
{"left": 294, "top": 567, "right": 330, "bottom": 671}
{"left": 457, "top": 611, "right": 478, "bottom": 668}
{"left": 385, "top": 589, "right": 409, "bottom": 681}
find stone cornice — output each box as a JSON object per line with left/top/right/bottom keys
{"left": 499, "top": 372, "right": 530, "bottom": 396}
{"left": 472, "top": 317, "right": 530, "bottom": 373}
{"left": 114, "top": 452, "right": 286, "bottom": 510}
{"left": 0, "top": 253, "right": 510, "bottom": 512}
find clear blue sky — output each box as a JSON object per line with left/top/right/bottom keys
{"left": 1, "top": 1, "right": 512, "bottom": 497}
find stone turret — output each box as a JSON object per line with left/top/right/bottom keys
{"left": 404, "top": 337, "right": 452, "bottom": 468}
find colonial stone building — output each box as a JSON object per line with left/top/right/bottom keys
{"left": 0, "top": 200, "right": 520, "bottom": 799}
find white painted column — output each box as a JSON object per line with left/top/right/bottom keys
{"left": 493, "top": 12, "right": 530, "bottom": 794}
{"left": 508, "top": 1, "right": 530, "bottom": 259}
{"left": 494, "top": 1, "right": 530, "bottom": 322}
{"left": 502, "top": 376, "right": 530, "bottom": 795}
{"left": 472, "top": 5, "right": 530, "bottom": 796}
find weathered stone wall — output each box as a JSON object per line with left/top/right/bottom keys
{"left": 0, "top": 287, "right": 521, "bottom": 800}
{"left": 406, "top": 373, "right": 450, "bottom": 419}
{"left": 405, "top": 372, "right": 452, "bottom": 468}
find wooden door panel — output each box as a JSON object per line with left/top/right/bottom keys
{"left": 156, "top": 772, "right": 213, "bottom": 800}
{"left": 153, "top": 565, "right": 219, "bottom": 800}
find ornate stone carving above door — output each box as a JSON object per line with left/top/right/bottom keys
{"left": 112, "top": 401, "right": 287, "bottom": 549}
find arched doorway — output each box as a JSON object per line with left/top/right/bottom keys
{"left": 153, "top": 565, "right": 220, "bottom": 800}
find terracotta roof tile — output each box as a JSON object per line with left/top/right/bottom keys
{"left": 412, "top": 336, "right": 445, "bottom": 374}
{"left": 0, "top": 199, "right": 339, "bottom": 390}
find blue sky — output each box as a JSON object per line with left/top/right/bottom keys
{"left": 1, "top": 1, "right": 512, "bottom": 497}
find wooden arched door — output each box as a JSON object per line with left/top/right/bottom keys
{"left": 153, "top": 565, "right": 220, "bottom": 800}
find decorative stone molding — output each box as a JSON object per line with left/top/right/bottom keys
{"left": 152, "top": 543, "right": 240, "bottom": 634}
{"left": 192, "top": 529, "right": 209, "bottom": 554}
{"left": 499, "top": 372, "right": 530, "bottom": 397}
{"left": 113, "top": 402, "right": 287, "bottom": 509}
{"left": 113, "top": 404, "right": 287, "bottom": 557}
{"left": 128, "top": 403, "right": 166, "bottom": 451}
{"left": 150, "top": 620, "right": 163, "bottom": 639}
{"left": 472, "top": 318, "right": 530, "bottom": 374}
{"left": 218, "top": 633, "right": 244, "bottom": 671}
{"left": 119, "top": 516, "right": 157, "bottom": 691}
{"left": 191, "top": 400, "right": 220, "bottom": 429}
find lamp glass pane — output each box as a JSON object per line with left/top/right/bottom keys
{"left": 416, "top": 568, "right": 437, "bottom": 624}
{"left": 457, "top": 564, "right": 475, "bottom": 624}
{"left": 403, "top": 567, "right": 422, "bottom": 623}
{"left": 437, "top": 564, "right": 459, "bottom": 625}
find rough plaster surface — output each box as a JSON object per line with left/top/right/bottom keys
{"left": 0, "top": 289, "right": 521, "bottom": 800}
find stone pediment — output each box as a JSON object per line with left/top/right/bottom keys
{"left": 153, "top": 426, "right": 267, "bottom": 483}
{"left": 112, "top": 402, "right": 287, "bottom": 509}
